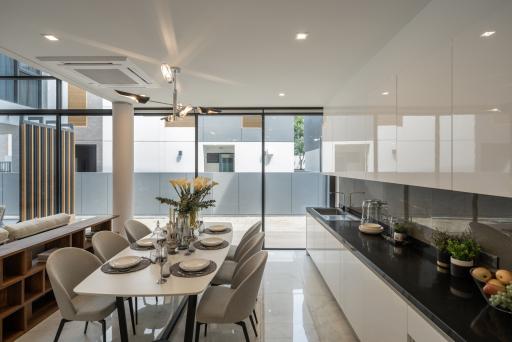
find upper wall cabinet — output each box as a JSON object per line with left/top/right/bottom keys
{"left": 394, "top": 0, "right": 452, "bottom": 190}
{"left": 452, "top": 1, "right": 512, "bottom": 197}
{"left": 324, "top": 0, "right": 512, "bottom": 198}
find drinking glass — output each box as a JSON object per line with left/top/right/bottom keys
{"left": 156, "top": 246, "right": 168, "bottom": 284}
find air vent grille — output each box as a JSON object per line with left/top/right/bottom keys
{"left": 75, "top": 69, "right": 137, "bottom": 85}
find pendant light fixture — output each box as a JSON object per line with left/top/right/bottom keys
{"left": 160, "top": 63, "right": 220, "bottom": 122}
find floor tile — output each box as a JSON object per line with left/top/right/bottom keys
{"left": 17, "top": 251, "right": 356, "bottom": 342}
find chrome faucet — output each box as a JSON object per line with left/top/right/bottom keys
{"left": 329, "top": 191, "right": 346, "bottom": 212}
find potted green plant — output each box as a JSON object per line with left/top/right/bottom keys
{"left": 446, "top": 234, "right": 481, "bottom": 278}
{"left": 432, "top": 228, "right": 452, "bottom": 269}
{"left": 392, "top": 222, "right": 409, "bottom": 243}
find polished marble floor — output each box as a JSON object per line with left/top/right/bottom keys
{"left": 17, "top": 251, "right": 356, "bottom": 342}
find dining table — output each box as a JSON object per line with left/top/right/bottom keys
{"left": 74, "top": 222, "right": 233, "bottom": 342}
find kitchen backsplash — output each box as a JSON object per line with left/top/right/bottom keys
{"left": 337, "top": 177, "right": 512, "bottom": 269}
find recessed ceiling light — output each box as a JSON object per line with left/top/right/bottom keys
{"left": 480, "top": 31, "right": 496, "bottom": 38}
{"left": 381, "top": 91, "right": 390, "bottom": 96}
{"left": 295, "top": 32, "right": 308, "bottom": 40}
{"left": 487, "top": 107, "right": 501, "bottom": 112}
{"left": 42, "top": 34, "right": 59, "bottom": 41}
{"left": 278, "top": 92, "right": 285, "bottom": 97}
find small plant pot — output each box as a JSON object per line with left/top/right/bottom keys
{"left": 436, "top": 250, "right": 450, "bottom": 269}
{"left": 393, "top": 232, "right": 407, "bottom": 242}
{"left": 450, "top": 257, "right": 474, "bottom": 278}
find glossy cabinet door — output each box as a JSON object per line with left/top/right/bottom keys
{"left": 452, "top": 1, "right": 512, "bottom": 197}
{"left": 306, "top": 214, "right": 322, "bottom": 265}
{"left": 363, "top": 266, "right": 408, "bottom": 342}
{"left": 323, "top": 229, "right": 343, "bottom": 306}
{"left": 323, "top": 1, "right": 512, "bottom": 198}
{"left": 407, "top": 306, "right": 450, "bottom": 342}
{"left": 341, "top": 250, "right": 366, "bottom": 339}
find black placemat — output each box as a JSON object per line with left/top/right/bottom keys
{"left": 193, "top": 240, "right": 229, "bottom": 250}
{"left": 169, "top": 260, "right": 217, "bottom": 278}
{"left": 204, "top": 227, "right": 232, "bottom": 235}
{"left": 130, "top": 242, "right": 155, "bottom": 251}
{"left": 101, "top": 258, "right": 152, "bottom": 274}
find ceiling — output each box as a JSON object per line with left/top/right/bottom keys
{"left": 0, "top": 0, "right": 430, "bottom": 107}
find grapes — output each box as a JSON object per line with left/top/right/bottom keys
{"left": 490, "top": 284, "right": 512, "bottom": 311}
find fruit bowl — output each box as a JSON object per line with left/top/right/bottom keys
{"left": 470, "top": 268, "right": 512, "bottom": 315}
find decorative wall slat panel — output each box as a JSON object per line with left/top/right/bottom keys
{"left": 20, "top": 122, "right": 75, "bottom": 221}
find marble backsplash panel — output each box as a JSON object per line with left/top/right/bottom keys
{"left": 337, "top": 177, "right": 512, "bottom": 268}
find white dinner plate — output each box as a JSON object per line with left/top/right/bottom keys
{"left": 208, "top": 224, "right": 227, "bottom": 232}
{"left": 109, "top": 256, "right": 141, "bottom": 269}
{"left": 200, "top": 237, "right": 224, "bottom": 247}
{"left": 179, "top": 258, "right": 210, "bottom": 272}
{"left": 136, "top": 238, "right": 154, "bottom": 247}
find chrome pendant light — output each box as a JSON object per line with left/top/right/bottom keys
{"left": 160, "top": 64, "right": 220, "bottom": 122}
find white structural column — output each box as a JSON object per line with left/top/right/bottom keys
{"left": 112, "top": 102, "right": 134, "bottom": 233}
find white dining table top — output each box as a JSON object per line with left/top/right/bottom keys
{"left": 74, "top": 222, "right": 233, "bottom": 297}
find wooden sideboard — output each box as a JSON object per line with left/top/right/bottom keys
{"left": 0, "top": 215, "right": 117, "bottom": 342}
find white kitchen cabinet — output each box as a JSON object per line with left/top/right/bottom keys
{"left": 323, "top": 1, "right": 512, "bottom": 198}
{"left": 307, "top": 214, "right": 344, "bottom": 305}
{"left": 306, "top": 214, "right": 322, "bottom": 266}
{"left": 340, "top": 249, "right": 408, "bottom": 342}
{"left": 341, "top": 250, "right": 367, "bottom": 338}
{"left": 452, "top": 1, "right": 512, "bottom": 197}
{"left": 363, "top": 265, "right": 408, "bottom": 342}
{"left": 407, "top": 306, "right": 450, "bottom": 342}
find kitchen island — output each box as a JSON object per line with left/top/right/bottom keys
{"left": 306, "top": 207, "right": 512, "bottom": 342}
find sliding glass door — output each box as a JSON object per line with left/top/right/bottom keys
{"left": 198, "top": 114, "right": 262, "bottom": 245}
{"left": 264, "top": 114, "right": 324, "bottom": 248}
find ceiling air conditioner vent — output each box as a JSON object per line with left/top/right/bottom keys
{"left": 36, "top": 56, "right": 156, "bottom": 88}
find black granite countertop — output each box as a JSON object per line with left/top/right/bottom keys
{"left": 306, "top": 207, "right": 512, "bottom": 342}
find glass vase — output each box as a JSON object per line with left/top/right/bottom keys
{"left": 177, "top": 214, "right": 193, "bottom": 249}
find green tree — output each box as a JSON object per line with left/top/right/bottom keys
{"left": 294, "top": 116, "right": 305, "bottom": 170}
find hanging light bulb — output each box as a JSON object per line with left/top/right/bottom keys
{"left": 179, "top": 105, "right": 194, "bottom": 117}
{"left": 161, "top": 63, "right": 174, "bottom": 83}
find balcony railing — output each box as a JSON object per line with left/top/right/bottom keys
{"left": 0, "top": 161, "right": 11, "bottom": 173}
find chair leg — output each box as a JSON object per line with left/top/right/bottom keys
{"left": 204, "top": 323, "right": 208, "bottom": 337}
{"left": 84, "top": 321, "right": 89, "bottom": 334}
{"left": 100, "top": 319, "right": 107, "bottom": 342}
{"left": 155, "top": 296, "right": 159, "bottom": 304}
{"left": 252, "top": 308, "right": 258, "bottom": 324}
{"left": 195, "top": 322, "right": 201, "bottom": 342}
{"left": 249, "top": 314, "right": 258, "bottom": 337}
{"left": 127, "top": 297, "right": 136, "bottom": 335}
{"left": 54, "top": 319, "right": 68, "bottom": 342}
{"left": 134, "top": 297, "right": 138, "bottom": 325}
{"left": 237, "top": 321, "right": 250, "bottom": 342}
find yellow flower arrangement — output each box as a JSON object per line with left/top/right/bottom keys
{"left": 156, "top": 177, "right": 218, "bottom": 224}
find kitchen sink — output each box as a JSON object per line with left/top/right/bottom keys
{"left": 312, "top": 208, "right": 360, "bottom": 221}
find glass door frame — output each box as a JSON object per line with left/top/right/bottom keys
{"left": 1, "top": 101, "right": 323, "bottom": 248}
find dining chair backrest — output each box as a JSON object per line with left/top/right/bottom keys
{"left": 226, "top": 251, "right": 268, "bottom": 322}
{"left": 233, "top": 221, "right": 261, "bottom": 261}
{"left": 92, "top": 231, "right": 129, "bottom": 262}
{"left": 124, "top": 219, "right": 151, "bottom": 243}
{"left": 236, "top": 232, "right": 264, "bottom": 266}
{"left": 46, "top": 247, "right": 102, "bottom": 320}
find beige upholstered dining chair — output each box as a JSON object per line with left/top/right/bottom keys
{"left": 92, "top": 230, "right": 129, "bottom": 263}
{"left": 91, "top": 231, "right": 137, "bottom": 331}
{"left": 226, "top": 221, "right": 262, "bottom": 261}
{"left": 212, "top": 232, "right": 264, "bottom": 286}
{"left": 46, "top": 247, "right": 116, "bottom": 342}
{"left": 195, "top": 251, "right": 268, "bottom": 342}
{"left": 124, "top": 219, "right": 151, "bottom": 243}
